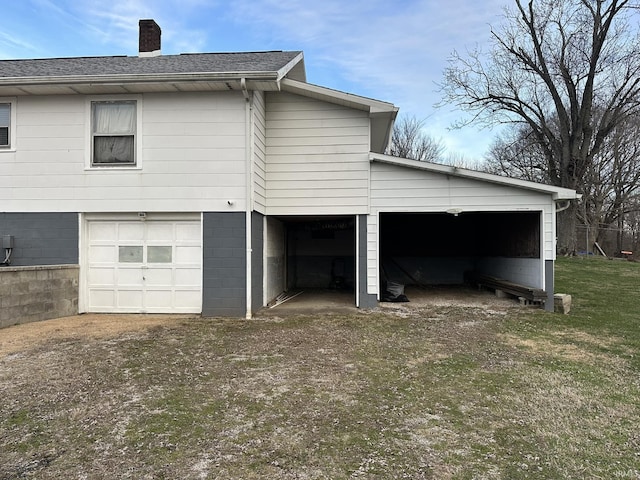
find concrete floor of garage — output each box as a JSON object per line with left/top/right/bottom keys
{"left": 257, "top": 285, "right": 520, "bottom": 316}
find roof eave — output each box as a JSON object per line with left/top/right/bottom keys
{"left": 281, "top": 78, "right": 397, "bottom": 113}
{"left": 275, "top": 52, "right": 306, "bottom": 83}
{"left": 0, "top": 71, "right": 281, "bottom": 87}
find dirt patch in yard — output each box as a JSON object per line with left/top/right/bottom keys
{"left": 0, "top": 314, "right": 193, "bottom": 358}
{"left": 0, "top": 285, "right": 520, "bottom": 359}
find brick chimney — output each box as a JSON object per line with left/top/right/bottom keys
{"left": 139, "top": 19, "right": 161, "bottom": 57}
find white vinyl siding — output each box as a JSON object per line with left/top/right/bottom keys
{"left": 0, "top": 92, "right": 247, "bottom": 212}
{"left": 265, "top": 92, "right": 371, "bottom": 215}
{"left": 370, "top": 162, "right": 554, "bottom": 215}
{"left": 253, "top": 91, "right": 267, "bottom": 213}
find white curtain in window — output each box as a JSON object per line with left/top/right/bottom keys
{"left": 93, "top": 102, "right": 135, "bottom": 163}
{"left": 0, "top": 104, "right": 9, "bottom": 126}
{"left": 0, "top": 104, "right": 9, "bottom": 146}
{"left": 93, "top": 102, "right": 135, "bottom": 134}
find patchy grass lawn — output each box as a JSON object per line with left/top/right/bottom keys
{"left": 1, "top": 257, "right": 640, "bottom": 479}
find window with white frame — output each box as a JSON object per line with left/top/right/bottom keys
{"left": 0, "top": 103, "right": 10, "bottom": 148}
{"left": 91, "top": 100, "right": 136, "bottom": 166}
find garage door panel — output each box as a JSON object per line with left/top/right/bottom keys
{"left": 117, "top": 267, "right": 144, "bottom": 286}
{"left": 118, "top": 223, "right": 145, "bottom": 242}
{"left": 146, "top": 223, "right": 175, "bottom": 242}
{"left": 145, "top": 289, "right": 174, "bottom": 309}
{"left": 145, "top": 268, "right": 173, "bottom": 286}
{"left": 175, "top": 245, "right": 201, "bottom": 263}
{"left": 89, "top": 289, "right": 115, "bottom": 309}
{"left": 175, "top": 267, "right": 201, "bottom": 287}
{"left": 176, "top": 223, "right": 201, "bottom": 242}
{"left": 118, "top": 290, "right": 144, "bottom": 309}
{"left": 89, "top": 223, "right": 117, "bottom": 241}
{"left": 175, "top": 290, "right": 202, "bottom": 308}
{"left": 89, "top": 245, "right": 117, "bottom": 263}
{"left": 88, "top": 267, "right": 115, "bottom": 286}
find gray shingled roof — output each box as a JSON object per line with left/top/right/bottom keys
{"left": 0, "top": 51, "right": 303, "bottom": 78}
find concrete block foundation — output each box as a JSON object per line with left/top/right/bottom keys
{"left": 0, "top": 264, "right": 79, "bottom": 328}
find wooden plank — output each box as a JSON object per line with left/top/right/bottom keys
{"left": 465, "top": 271, "right": 546, "bottom": 301}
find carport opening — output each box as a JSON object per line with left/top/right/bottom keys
{"left": 265, "top": 216, "right": 355, "bottom": 308}
{"left": 379, "top": 212, "right": 541, "bottom": 301}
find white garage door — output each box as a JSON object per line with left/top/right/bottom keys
{"left": 86, "top": 218, "right": 201, "bottom": 313}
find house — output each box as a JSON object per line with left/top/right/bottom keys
{"left": 0, "top": 20, "right": 578, "bottom": 319}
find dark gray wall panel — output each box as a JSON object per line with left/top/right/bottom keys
{"left": 0, "top": 213, "right": 78, "bottom": 266}
{"left": 202, "top": 212, "right": 246, "bottom": 317}
{"left": 545, "top": 259, "right": 554, "bottom": 312}
{"left": 251, "top": 212, "right": 264, "bottom": 313}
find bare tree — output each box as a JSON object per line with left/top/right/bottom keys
{"left": 485, "top": 126, "right": 551, "bottom": 183}
{"left": 440, "top": 0, "right": 640, "bottom": 254}
{"left": 486, "top": 115, "right": 640, "bottom": 254}
{"left": 442, "top": 151, "right": 485, "bottom": 170}
{"left": 389, "top": 116, "right": 445, "bottom": 162}
{"left": 626, "top": 206, "right": 640, "bottom": 253}
{"left": 581, "top": 115, "right": 640, "bottom": 251}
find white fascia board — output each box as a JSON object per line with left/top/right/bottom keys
{"left": 276, "top": 52, "right": 306, "bottom": 83}
{"left": 280, "top": 78, "right": 398, "bottom": 114}
{"left": 0, "top": 71, "right": 281, "bottom": 89}
{"left": 369, "top": 152, "right": 580, "bottom": 200}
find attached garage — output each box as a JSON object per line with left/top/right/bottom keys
{"left": 264, "top": 216, "right": 356, "bottom": 306}
{"left": 379, "top": 211, "right": 542, "bottom": 288}
{"left": 82, "top": 214, "right": 202, "bottom": 313}
{"left": 367, "top": 154, "right": 578, "bottom": 311}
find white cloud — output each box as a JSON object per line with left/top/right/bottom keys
{"left": 0, "top": 31, "right": 37, "bottom": 54}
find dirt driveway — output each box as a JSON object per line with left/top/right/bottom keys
{"left": 0, "top": 314, "right": 193, "bottom": 358}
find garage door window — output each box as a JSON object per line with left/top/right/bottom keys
{"left": 148, "top": 246, "right": 172, "bottom": 263}
{"left": 119, "top": 246, "right": 143, "bottom": 263}
{"left": 117, "top": 245, "right": 172, "bottom": 263}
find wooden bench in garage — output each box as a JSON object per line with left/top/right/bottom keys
{"left": 464, "top": 271, "right": 547, "bottom": 304}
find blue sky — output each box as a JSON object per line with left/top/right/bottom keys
{"left": 1, "top": 0, "right": 508, "bottom": 160}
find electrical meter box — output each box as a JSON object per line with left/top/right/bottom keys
{"left": 2, "top": 235, "right": 14, "bottom": 249}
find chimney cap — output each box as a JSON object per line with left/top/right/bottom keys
{"left": 139, "top": 19, "right": 161, "bottom": 57}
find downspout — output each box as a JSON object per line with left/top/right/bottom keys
{"left": 242, "top": 78, "right": 253, "bottom": 319}
{"left": 555, "top": 200, "right": 572, "bottom": 213}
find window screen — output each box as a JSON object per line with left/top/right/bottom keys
{"left": 0, "top": 103, "right": 10, "bottom": 147}
{"left": 92, "top": 101, "right": 136, "bottom": 165}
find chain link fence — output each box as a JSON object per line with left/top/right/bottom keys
{"left": 576, "top": 225, "right": 638, "bottom": 257}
